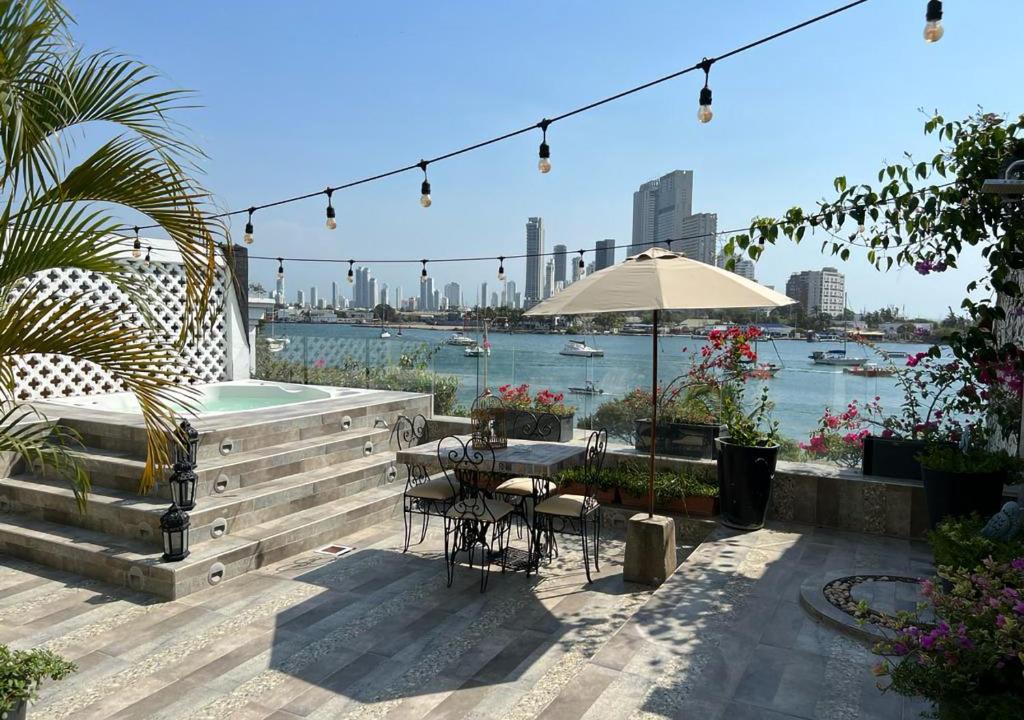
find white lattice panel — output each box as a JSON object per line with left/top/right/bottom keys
{"left": 11, "top": 262, "right": 229, "bottom": 401}
{"left": 273, "top": 336, "right": 391, "bottom": 367}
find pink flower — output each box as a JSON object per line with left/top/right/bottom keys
{"left": 313, "top": 358, "right": 326, "bottom": 369}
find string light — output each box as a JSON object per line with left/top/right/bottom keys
{"left": 497, "top": 257, "right": 506, "bottom": 281}
{"left": 347, "top": 260, "right": 355, "bottom": 284}
{"left": 243, "top": 208, "right": 255, "bottom": 245}
{"left": 418, "top": 161, "right": 432, "bottom": 207}
{"left": 325, "top": 189, "right": 337, "bottom": 230}
{"left": 132, "top": 226, "right": 141, "bottom": 258}
{"left": 577, "top": 250, "right": 586, "bottom": 270}
{"left": 924, "top": 1, "right": 944, "bottom": 43}
{"left": 537, "top": 119, "right": 551, "bottom": 174}
{"left": 276, "top": 257, "right": 284, "bottom": 280}
{"left": 144, "top": 246, "right": 152, "bottom": 266}
{"left": 697, "top": 58, "right": 714, "bottom": 124}
{"left": 420, "top": 259, "right": 429, "bottom": 283}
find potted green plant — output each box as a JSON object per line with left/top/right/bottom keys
{"left": 872, "top": 557, "right": 1024, "bottom": 719}
{"left": 918, "top": 436, "right": 1018, "bottom": 529}
{"left": 498, "top": 384, "right": 577, "bottom": 442}
{"left": 0, "top": 645, "right": 76, "bottom": 719}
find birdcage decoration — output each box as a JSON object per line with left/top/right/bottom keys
{"left": 470, "top": 391, "right": 508, "bottom": 449}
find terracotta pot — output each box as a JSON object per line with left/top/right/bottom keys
{"left": 663, "top": 495, "right": 718, "bottom": 517}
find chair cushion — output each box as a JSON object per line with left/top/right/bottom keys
{"left": 446, "top": 497, "right": 513, "bottom": 522}
{"left": 494, "top": 477, "right": 556, "bottom": 497}
{"left": 406, "top": 477, "right": 457, "bottom": 500}
{"left": 535, "top": 494, "right": 597, "bottom": 517}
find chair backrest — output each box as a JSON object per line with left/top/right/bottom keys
{"left": 436, "top": 434, "right": 495, "bottom": 498}
{"left": 508, "top": 410, "right": 562, "bottom": 442}
{"left": 391, "top": 414, "right": 429, "bottom": 450}
{"left": 581, "top": 429, "right": 608, "bottom": 500}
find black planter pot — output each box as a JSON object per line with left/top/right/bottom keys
{"left": 921, "top": 466, "right": 1007, "bottom": 529}
{"left": 506, "top": 410, "right": 574, "bottom": 442}
{"left": 861, "top": 436, "right": 930, "bottom": 480}
{"left": 716, "top": 439, "right": 779, "bottom": 531}
{"left": 634, "top": 419, "right": 726, "bottom": 459}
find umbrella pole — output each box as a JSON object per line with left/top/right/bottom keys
{"left": 649, "top": 309, "right": 658, "bottom": 518}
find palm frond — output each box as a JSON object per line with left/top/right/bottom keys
{"left": 0, "top": 403, "right": 88, "bottom": 511}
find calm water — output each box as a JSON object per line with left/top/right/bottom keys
{"left": 261, "top": 323, "right": 936, "bottom": 442}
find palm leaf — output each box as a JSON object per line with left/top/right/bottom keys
{"left": 0, "top": 403, "right": 89, "bottom": 511}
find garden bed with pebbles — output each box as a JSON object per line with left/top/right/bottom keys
{"left": 823, "top": 574, "right": 924, "bottom": 630}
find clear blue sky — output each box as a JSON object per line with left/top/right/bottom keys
{"left": 69, "top": 0, "right": 1021, "bottom": 318}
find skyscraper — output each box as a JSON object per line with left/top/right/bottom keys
{"left": 309, "top": 286, "right": 319, "bottom": 308}
{"left": 479, "top": 282, "right": 488, "bottom": 309}
{"left": 331, "top": 281, "right": 338, "bottom": 308}
{"left": 553, "top": 244, "right": 567, "bottom": 285}
{"left": 368, "top": 278, "right": 378, "bottom": 309}
{"left": 394, "top": 286, "right": 403, "bottom": 310}
{"left": 595, "top": 239, "right": 616, "bottom": 270}
{"left": 380, "top": 283, "right": 389, "bottom": 307}
{"left": 296, "top": 289, "right": 305, "bottom": 307}
{"left": 525, "top": 217, "right": 544, "bottom": 308}
{"left": 432, "top": 288, "right": 440, "bottom": 312}
{"left": 674, "top": 213, "right": 717, "bottom": 265}
{"left": 444, "top": 282, "right": 461, "bottom": 309}
{"left": 505, "top": 280, "right": 517, "bottom": 309}
{"left": 420, "top": 276, "right": 435, "bottom": 311}
{"left": 353, "top": 266, "right": 372, "bottom": 308}
{"left": 631, "top": 170, "right": 693, "bottom": 255}
{"left": 785, "top": 267, "right": 845, "bottom": 316}
{"left": 543, "top": 259, "right": 554, "bottom": 299}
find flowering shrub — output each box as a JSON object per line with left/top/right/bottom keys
{"left": 800, "top": 400, "right": 872, "bottom": 467}
{"left": 872, "top": 558, "right": 1024, "bottom": 718}
{"left": 496, "top": 384, "right": 576, "bottom": 417}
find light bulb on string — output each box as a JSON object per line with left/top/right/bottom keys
{"left": 497, "top": 257, "right": 506, "bottom": 281}
{"left": 243, "top": 208, "right": 255, "bottom": 245}
{"left": 325, "top": 189, "right": 337, "bottom": 230}
{"left": 132, "top": 226, "right": 142, "bottom": 258}
{"left": 537, "top": 119, "right": 551, "bottom": 174}
{"left": 577, "top": 250, "right": 586, "bottom": 271}
{"left": 924, "top": 0, "right": 944, "bottom": 43}
{"left": 144, "top": 246, "right": 152, "bottom": 266}
{"left": 347, "top": 260, "right": 355, "bottom": 284}
{"left": 420, "top": 259, "right": 429, "bottom": 283}
{"left": 276, "top": 257, "right": 284, "bottom": 280}
{"left": 418, "top": 160, "right": 432, "bottom": 207}
{"left": 697, "top": 58, "right": 714, "bottom": 124}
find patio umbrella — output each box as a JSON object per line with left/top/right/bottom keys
{"left": 525, "top": 246, "right": 796, "bottom": 517}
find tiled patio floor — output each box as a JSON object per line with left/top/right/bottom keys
{"left": 1, "top": 517, "right": 933, "bottom": 719}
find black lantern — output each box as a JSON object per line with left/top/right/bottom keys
{"left": 174, "top": 419, "right": 199, "bottom": 466}
{"left": 160, "top": 505, "right": 190, "bottom": 562}
{"left": 168, "top": 461, "right": 198, "bottom": 511}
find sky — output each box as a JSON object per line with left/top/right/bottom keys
{"left": 68, "top": 0, "right": 1023, "bottom": 318}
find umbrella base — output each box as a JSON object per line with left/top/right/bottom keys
{"left": 623, "top": 513, "right": 676, "bottom": 587}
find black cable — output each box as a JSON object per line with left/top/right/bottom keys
{"left": 122, "top": 0, "right": 871, "bottom": 231}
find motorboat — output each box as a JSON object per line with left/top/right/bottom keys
{"left": 879, "top": 349, "right": 909, "bottom": 359}
{"left": 464, "top": 344, "right": 490, "bottom": 357}
{"left": 264, "top": 337, "right": 290, "bottom": 353}
{"left": 744, "top": 363, "right": 781, "bottom": 379}
{"left": 445, "top": 333, "right": 476, "bottom": 346}
{"left": 568, "top": 380, "right": 605, "bottom": 396}
{"left": 844, "top": 363, "right": 896, "bottom": 377}
{"left": 559, "top": 339, "right": 604, "bottom": 357}
{"left": 810, "top": 349, "right": 866, "bottom": 366}
{"left": 379, "top": 329, "right": 391, "bottom": 339}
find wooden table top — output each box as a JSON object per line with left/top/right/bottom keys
{"left": 395, "top": 435, "right": 587, "bottom": 477}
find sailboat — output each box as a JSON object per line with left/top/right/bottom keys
{"left": 809, "top": 293, "right": 864, "bottom": 366}
{"left": 379, "top": 313, "right": 390, "bottom": 339}
{"left": 264, "top": 312, "right": 290, "bottom": 353}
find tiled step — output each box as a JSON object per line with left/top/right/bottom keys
{"left": 0, "top": 452, "right": 404, "bottom": 548}
{"left": 38, "top": 426, "right": 395, "bottom": 499}
{"left": 0, "top": 484, "right": 405, "bottom": 599}
{"left": 51, "top": 391, "right": 432, "bottom": 460}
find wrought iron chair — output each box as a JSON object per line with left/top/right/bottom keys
{"left": 437, "top": 435, "right": 514, "bottom": 592}
{"left": 530, "top": 429, "right": 608, "bottom": 582}
{"left": 391, "top": 414, "right": 456, "bottom": 552}
{"left": 494, "top": 410, "right": 561, "bottom": 541}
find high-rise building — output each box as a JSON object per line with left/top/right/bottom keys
{"left": 525, "top": 217, "right": 544, "bottom": 307}
{"left": 631, "top": 170, "right": 693, "bottom": 255}
{"left": 419, "top": 276, "right": 435, "bottom": 311}
{"left": 479, "top": 282, "right": 488, "bottom": 309}
{"left": 296, "top": 289, "right": 305, "bottom": 307}
{"left": 275, "top": 275, "right": 285, "bottom": 306}
{"left": 674, "top": 213, "right": 717, "bottom": 265}
{"left": 716, "top": 254, "right": 756, "bottom": 281}
{"left": 594, "top": 239, "right": 616, "bottom": 270}
{"left": 785, "top": 267, "right": 846, "bottom": 316}
{"left": 353, "top": 266, "right": 372, "bottom": 308}
{"left": 432, "top": 288, "right": 440, "bottom": 312}
{"left": 444, "top": 282, "right": 461, "bottom": 309}
{"left": 394, "top": 286, "right": 403, "bottom": 310}
{"left": 505, "top": 280, "right": 517, "bottom": 309}
{"left": 331, "top": 281, "right": 338, "bottom": 309}
{"left": 490, "top": 291, "right": 499, "bottom": 307}
{"left": 553, "top": 244, "right": 567, "bottom": 285}
{"left": 317, "top": 297, "right": 326, "bottom": 309}
{"left": 379, "top": 283, "right": 389, "bottom": 308}
{"left": 368, "top": 278, "right": 378, "bottom": 309}
{"left": 543, "top": 259, "right": 554, "bottom": 299}
{"left": 309, "top": 286, "right": 319, "bottom": 308}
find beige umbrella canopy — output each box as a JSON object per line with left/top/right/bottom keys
{"left": 525, "top": 246, "right": 796, "bottom": 517}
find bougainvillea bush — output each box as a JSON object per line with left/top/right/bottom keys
{"left": 496, "top": 384, "right": 576, "bottom": 417}
{"left": 872, "top": 558, "right": 1024, "bottom": 719}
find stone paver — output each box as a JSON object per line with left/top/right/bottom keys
{"left": 0, "top": 517, "right": 933, "bottom": 719}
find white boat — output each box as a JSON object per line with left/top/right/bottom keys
{"left": 880, "top": 349, "right": 909, "bottom": 358}
{"left": 445, "top": 333, "right": 476, "bottom": 346}
{"left": 810, "top": 349, "right": 866, "bottom": 366}
{"left": 379, "top": 330, "right": 391, "bottom": 339}
{"left": 559, "top": 339, "right": 604, "bottom": 357}
{"left": 568, "top": 380, "right": 604, "bottom": 396}
{"left": 464, "top": 344, "right": 490, "bottom": 357}
{"left": 264, "top": 337, "right": 290, "bottom": 353}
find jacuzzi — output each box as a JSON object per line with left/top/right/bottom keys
{"left": 47, "top": 380, "right": 370, "bottom": 416}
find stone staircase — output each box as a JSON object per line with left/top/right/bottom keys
{"left": 0, "top": 389, "right": 432, "bottom": 599}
